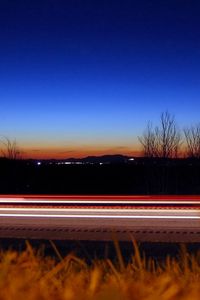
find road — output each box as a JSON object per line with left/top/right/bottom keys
{"left": 0, "top": 195, "right": 200, "bottom": 242}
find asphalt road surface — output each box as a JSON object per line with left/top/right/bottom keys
{"left": 0, "top": 195, "right": 200, "bottom": 242}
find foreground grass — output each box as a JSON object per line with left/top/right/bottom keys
{"left": 0, "top": 241, "right": 200, "bottom": 300}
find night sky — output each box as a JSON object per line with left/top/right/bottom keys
{"left": 0, "top": 0, "right": 200, "bottom": 158}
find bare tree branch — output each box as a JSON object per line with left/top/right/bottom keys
{"left": 184, "top": 123, "right": 200, "bottom": 159}
{"left": 138, "top": 111, "right": 182, "bottom": 158}
{"left": 0, "top": 137, "right": 21, "bottom": 160}
{"left": 138, "top": 122, "right": 157, "bottom": 157}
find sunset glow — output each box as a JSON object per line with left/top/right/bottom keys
{"left": 0, "top": 1, "right": 199, "bottom": 159}
{"left": 22, "top": 144, "right": 141, "bottom": 159}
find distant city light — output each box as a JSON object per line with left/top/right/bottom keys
{"left": 129, "top": 158, "right": 135, "bottom": 161}
{"left": 37, "top": 161, "right": 41, "bottom": 165}
{"left": 55, "top": 161, "right": 83, "bottom": 165}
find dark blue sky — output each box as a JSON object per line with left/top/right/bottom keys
{"left": 0, "top": 0, "right": 200, "bottom": 158}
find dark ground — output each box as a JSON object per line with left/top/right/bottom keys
{"left": 0, "top": 158, "right": 200, "bottom": 194}
{"left": 0, "top": 158, "right": 200, "bottom": 262}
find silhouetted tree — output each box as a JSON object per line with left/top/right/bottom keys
{"left": 138, "top": 122, "right": 157, "bottom": 157}
{"left": 184, "top": 123, "right": 200, "bottom": 159}
{"left": 138, "top": 111, "right": 182, "bottom": 158}
{"left": 0, "top": 137, "right": 21, "bottom": 160}
{"left": 138, "top": 112, "right": 182, "bottom": 194}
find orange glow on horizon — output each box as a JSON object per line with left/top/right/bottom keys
{"left": 21, "top": 145, "right": 142, "bottom": 159}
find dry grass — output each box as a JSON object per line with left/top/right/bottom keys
{"left": 0, "top": 240, "right": 200, "bottom": 300}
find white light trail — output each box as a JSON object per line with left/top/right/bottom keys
{"left": 0, "top": 208, "right": 200, "bottom": 213}
{"left": 0, "top": 213, "right": 200, "bottom": 219}
{"left": 0, "top": 199, "right": 200, "bottom": 205}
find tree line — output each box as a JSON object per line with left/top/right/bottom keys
{"left": 138, "top": 111, "right": 200, "bottom": 159}
{"left": 0, "top": 111, "right": 200, "bottom": 160}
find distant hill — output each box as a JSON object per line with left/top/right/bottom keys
{"left": 65, "top": 154, "right": 130, "bottom": 164}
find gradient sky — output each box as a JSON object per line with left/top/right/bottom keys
{"left": 0, "top": 0, "right": 200, "bottom": 158}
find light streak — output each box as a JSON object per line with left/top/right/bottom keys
{"left": 0, "top": 213, "right": 200, "bottom": 219}
{"left": 0, "top": 199, "right": 200, "bottom": 205}
{"left": 0, "top": 208, "right": 199, "bottom": 213}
